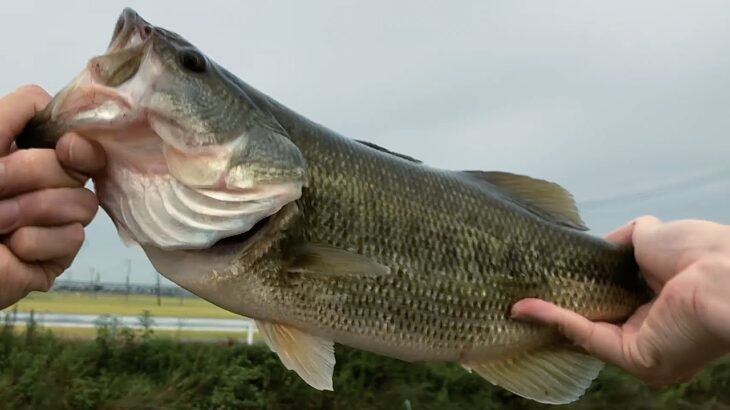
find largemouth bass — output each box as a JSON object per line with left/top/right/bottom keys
{"left": 16, "top": 8, "right": 652, "bottom": 405}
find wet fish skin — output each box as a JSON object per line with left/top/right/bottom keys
{"left": 15, "top": 7, "right": 652, "bottom": 404}
{"left": 233, "top": 96, "right": 648, "bottom": 358}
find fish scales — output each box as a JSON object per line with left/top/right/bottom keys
{"left": 214, "top": 110, "right": 644, "bottom": 357}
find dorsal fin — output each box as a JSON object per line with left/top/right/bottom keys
{"left": 355, "top": 140, "right": 422, "bottom": 163}
{"left": 462, "top": 170, "right": 588, "bottom": 231}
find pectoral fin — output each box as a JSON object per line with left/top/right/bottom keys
{"left": 461, "top": 346, "right": 604, "bottom": 404}
{"left": 256, "top": 320, "right": 336, "bottom": 391}
{"left": 287, "top": 243, "right": 391, "bottom": 277}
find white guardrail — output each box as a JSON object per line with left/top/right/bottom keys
{"left": 6, "top": 311, "right": 259, "bottom": 344}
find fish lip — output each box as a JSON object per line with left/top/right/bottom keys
{"left": 49, "top": 73, "right": 133, "bottom": 126}
{"left": 37, "top": 32, "right": 156, "bottom": 140}
{"left": 15, "top": 28, "right": 153, "bottom": 150}
{"left": 108, "top": 7, "right": 154, "bottom": 53}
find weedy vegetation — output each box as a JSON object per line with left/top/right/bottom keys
{"left": 0, "top": 309, "right": 728, "bottom": 410}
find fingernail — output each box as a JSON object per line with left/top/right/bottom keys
{"left": 0, "top": 199, "right": 19, "bottom": 233}
{"left": 510, "top": 300, "right": 531, "bottom": 319}
{"left": 511, "top": 299, "right": 552, "bottom": 322}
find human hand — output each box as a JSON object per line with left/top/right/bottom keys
{"left": 512, "top": 216, "right": 730, "bottom": 386}
{"left": 0, "top": 85, "right": 106, "bottom": 309}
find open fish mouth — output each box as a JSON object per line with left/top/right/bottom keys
{"left": 18, "top": 8, "right": 155, "bottom": 149}
{"left": 17, "top": 8, "right": 306, "bottom": 251}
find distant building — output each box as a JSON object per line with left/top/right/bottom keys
{"left": 51, "top": 279, "right": 196, "bottom": 297}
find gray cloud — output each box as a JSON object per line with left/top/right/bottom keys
{"left": 1, "top": 0, "right": 728, "bottom": 284}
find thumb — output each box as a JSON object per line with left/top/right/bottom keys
{"left": 511, "top": 298, "right": 628, "bottom": 368}
{"left": 56, "top": 133, "right": 107, "bottom": 177}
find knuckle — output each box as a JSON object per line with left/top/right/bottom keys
{"left": 14, "top": 84, "right": 48, "bottom": 98}
{"left": 67, "top": 224, "right": 85, "bottom": 250}
{"left": 627, "top": 342, "right": 660, "bottom": 376}
{"left": 9, "top": 227, "right": 33, "bottom": 255}
{"left": 26, "top": 149, "right": 55, "bottom": 169}
{"left": 632, "top": 215, "right": 661, "bottom": 235}
{"left": 57, "top": 255, "right": 75, "bottom": 271}
{"left": 34, "top": 273, "right": 53, "bottom": 292}
{"left": 572, "top": 321, "right": 597, "bottom": 351}
{"left": 58, "top": 255, "right": 75, "bottom": 271}
{"left": 695, "top": 253, "right": 730, "bottom": 274}
{"left": 0, "top": 199, "right": 19, "bottom": 233}
{"left": 11, "top": 150, "right": 49, "bottom": 181}
{"left": 31, "top": 190, "right": 52, "bottom": 216}
{"left": 554, "top": 312, "right": 572, "bottom": 336}
{"left": 634, "top": 215, "right": 660, "bottom": 226}
{"left": 78, "top": 189, "right": 99, "bottom": 223}
{"left": 0, "top": 246, "right": 13, "bottom": 276}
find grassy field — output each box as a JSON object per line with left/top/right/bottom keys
{"left": 5, "top": 290, "right": 240, "bottom": 319}
{"left": 2, "top": 291, "right": 253, "bottom": 341}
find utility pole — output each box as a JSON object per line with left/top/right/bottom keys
{"left": 125, "top": 259, "right": 131, "bottom": 301}
{"left": 89, "top": 268, "right": 96, "bottom": 298}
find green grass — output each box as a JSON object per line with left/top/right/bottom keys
{"left": 5, "top": 291, "right": 240, "bottom": 319}
{"left": 1, "top": 291, "right": 254, "bottom": 342}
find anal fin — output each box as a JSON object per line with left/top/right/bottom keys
{"left": 256, "top": 320, "right": 336, "bottom": 391}
{"left": 461, "top": 345, "right": 604, "bottom": 405}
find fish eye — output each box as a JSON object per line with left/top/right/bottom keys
{"left": 179, "top": 49, "right": 207, "bottom": 74}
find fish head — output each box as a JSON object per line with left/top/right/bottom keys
{"left": 16, "top": 7, "right": 307, "bottom": 251}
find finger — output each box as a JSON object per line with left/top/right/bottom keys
{"left": 0, "top": 246, "right": 55, "bottom": 308}
{"left": 0, "top": 85, "right": 51, "bottom": 154}
{"left": 0, "top": 149, "right": 85, "bottom": 198}
{"left": 604, "top": 215, "right": 662, "bottom": 245}
{"left": 56, "top": 133, "right": 107, "bottom": 176}
{"left": 511, "top": 298, "right": 630, "bottom": 368}
{"left": 0, "top": 187, "right": 98, "bottom": 234}
{"left": 7, "top": 223, "right": 84, "bottom": 262}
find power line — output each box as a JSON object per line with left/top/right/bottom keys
{"left": 577, "top": 166, "right": 730, "bottom": 211}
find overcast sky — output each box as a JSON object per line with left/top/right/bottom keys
{"left": 1, "top": 1, "right": 729, "bottom": 285}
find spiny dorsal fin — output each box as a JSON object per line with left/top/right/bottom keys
{"left": 461, "top": 345, "right": 604, "bottom": 404}
{"left": 287, "top": 243, "right": 391, "bottom": 277}
{"left": 256, "top": 320, "right": 336, "bottom": 391}
{"left": 355, "top": 140, "right": 423, "bottom": 163}
{"left": 462, "top": 170, "right": 588, "bottom": 230}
